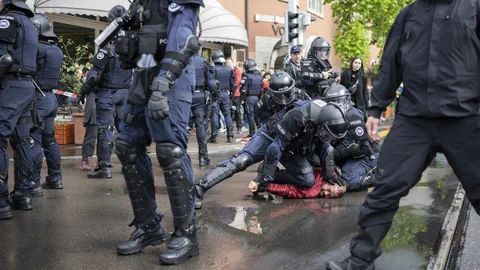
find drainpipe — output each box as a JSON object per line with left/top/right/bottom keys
{"left": 245, "top": 0, "right": 249, "bottom": 59}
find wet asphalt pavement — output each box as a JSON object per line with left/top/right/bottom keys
{"left": 0, "top": 139, "right": 457, "bottom": 270}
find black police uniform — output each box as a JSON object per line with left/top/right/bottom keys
{"left": 113, "top": 0, "right": 204, "bottom": 265}
{"left": 328, "top": 1, "right": 480, "bottom": 269}
{"left": 0, "top": 1, "right": 37, "bottom": 217}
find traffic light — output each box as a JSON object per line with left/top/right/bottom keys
{"left": 283, "top": 12, "right": 317, "bottom": 46}
{"left": 284, "top": 11, "right": 299, "bottom": 44}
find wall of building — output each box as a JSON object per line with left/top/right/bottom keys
{"left": 218, "top": 0, "right": 341, "bottom": 72}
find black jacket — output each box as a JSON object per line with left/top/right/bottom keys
{"left": 369, "top": 0, "right": 480, "bottom": 119}
{"left": 284, "top": 59, "right": 303, "bottom": 89}
{"left": 340, "top": 69, "right": 369, "bottom": 114}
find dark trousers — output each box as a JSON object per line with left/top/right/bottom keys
{"left": 350, "top": 115, "right": 480, "bottom": 262}
{"left": 81, "top": 124, "right": 98, "bottom": 157}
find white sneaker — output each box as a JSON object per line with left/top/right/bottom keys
{"left": 219, "top": 128, "right": 227, "bottom": 133}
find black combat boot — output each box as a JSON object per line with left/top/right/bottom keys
{"left": 199, "top": 156, "right": 210, "bottom": 167}
{"left": 159, "top": 223, "right": 199, "bottom": 265}
{"left": 31, "top": 185, "right": 44, "bottom": 197}
{"left": 117, "top": 219, "right": 169, "bottom": 255}
{"left": 43, "top": 175, "right": 63, "bottom": 189}
{"left": 11, "top": 190, "right": 32, "bottom": 210}
{"left": 326, "top": 256, "right": 375, "bottom": 270}
{"left": 207, "top": 136, "right": 217, "bottom": 143}
{"left": 194, "top": 184, "right": 205, "bottom": 209}
{"left": 0, "top": 204, "right": 13, "bottom": 220}
{"left": 227, "top": 136, "right": 234, "bottom": 143}
{"left": 88, "top": 167, "right": 112, "bottom": 179}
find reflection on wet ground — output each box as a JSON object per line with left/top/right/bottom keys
{"left": 0, "top": 153, "right": 456, "bottom": 270}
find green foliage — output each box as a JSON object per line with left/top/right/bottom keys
{"left": 333, "top": 20, "right": 370, "bottom": 67}
{"left": 324, "top": 0, "right": 414, "bottom": 71}
{"left": 58, "top": 37, "right": 92, "bottom": 93}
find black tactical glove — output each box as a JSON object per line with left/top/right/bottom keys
{"left": 325, "top": 174, "right": 347, "bottom": 186}
{"left": 148, "top": 77, "right": 171, "bottom": 121}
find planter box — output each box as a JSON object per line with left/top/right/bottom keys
{"left": 55, "top": 123, "right": 75, "bottom": 145}
{"left": 73, "top": 112, "right": 86, "bottom": 145}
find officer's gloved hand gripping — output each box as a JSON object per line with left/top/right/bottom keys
{"left": 148, "top": 35, "right": 200, "bottom": 121}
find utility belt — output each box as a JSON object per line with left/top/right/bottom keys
{"left": 8, "top": 67, "right": 36, "bottom": 77}
{"left": 4, "top": 74, "right": 33, "bottom": 81}
{"left": 246, "top": 93, "right": 259, "bottom": 97}
{"left": 99, "top": 82, "right": 131, "bottom": 89}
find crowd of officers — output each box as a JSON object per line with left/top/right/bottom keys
{"left": 0, "top": 0, "right": 379, "bottom": 266}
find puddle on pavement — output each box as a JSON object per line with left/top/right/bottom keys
{"left": 199, "top": 207, "right": 264, "bottom": 235}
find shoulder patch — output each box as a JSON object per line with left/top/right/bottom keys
{"left": 96, "top": 52, "right": 105, "bottom": 60}
{"left": 355, "top": 126, "right": 365, "bottom": 137}
{"left": 169, "top": 3, "right": 183, "bottom": 12}
{"left": 0, "top": 16, "right": 16, "bottom": 44}
{"left": 0, "top": 19, "right": 11, "bottom": 29}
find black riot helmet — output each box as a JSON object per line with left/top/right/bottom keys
{"left": 31, "top": 13, "right": 57, "bottom": 40}
{"left": 108, "top": 5, "right": 127, "bottom": 22}
{"left": 322, "top": 83, "right": 351, "bottom": 111}
{"left": 309, "top": 37, "right": 331, "bottom": 61}
{"left": 313, "top": 101, "right": 348, "bottom": 142}
{"left": 268, "top": 72, "right": 296, "bottom": 105}
{"left": 244, "top": 59, "right": 257, "bottom": 72}
{"left": 211, "top": 50, "right": 226, "bottom": 64}
{"left": 3, "top": 0, "right": 34, "bottom": 17}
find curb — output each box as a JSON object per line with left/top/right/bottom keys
{"left": 427, "top": 185, "right": 467, "bottom": 270}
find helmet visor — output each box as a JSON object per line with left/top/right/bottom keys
{"left": 271, "top": 89, "right": 296, "bottom": 105}
{"left": 324, "top": 96, "right": 350, "bottom": 111}
{"left": 315, "top": 48, "right": 330, "bottom": 60}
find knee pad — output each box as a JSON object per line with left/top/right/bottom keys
{"left": 42, "top": 131, "right": 56, "bottom": 147}
{"left": 156, "top": 143, "right": 184, "bottom": 171}
{"left": 231, "top": 153, "right": 252, "bottom": 172}
{"left": 115, "top": 139, "right": 136, "bottom": 165}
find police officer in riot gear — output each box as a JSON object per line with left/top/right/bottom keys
{"left": 112, "top": 0, "right": 204, "bottom": 265}
{"left": 302, "top": 37, "right": 334, "bottom": 98}
{"left": 194, "top": 72, "right": 310, "bottom": 209}
{"left": 29, "top": 13, "right": 64, "bottom": 195}
{"left": 254, "top": 101, "right": 348, "bottom": 191}
{"left": 240, "top": 59, "right": 262, "bottom": 137}
{"left": 108, "top": 5, "right": 131, "bottom": 132}
{"left": 0, "top": 0, "right": 37, "bottom": 218}
{"left": 256, "top": 71, "right": 310, "bottom": 124}
{"left": 191, "top": 52, "right": 218, "bottom": 166}
{"left": 208, "top": 50, "right": 234, "bottom": 143}
{"left": 77, "top": 6, "right": 133, "bottom": 179}
{"left": 322, "top": 84, "right": 377, "bottom": 191}
{"left": 194, "top": 98, "right": 348, "bottom": 209}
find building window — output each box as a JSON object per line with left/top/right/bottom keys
{"left": 236, "top": 50, "right": 246, "bottom": 63}
{"left": 308, "top": 0, "right": 324, "bottom": 17}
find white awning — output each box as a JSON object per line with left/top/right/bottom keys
{"left": 200, "top": 1, "right": 248, "bottom": 47}
{"left": 27, "top": 0, "right": 131, "bottom": 17}
{"left": 26, "top": 0, "right": 249, "bottom": 47}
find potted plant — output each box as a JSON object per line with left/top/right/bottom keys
{"left": 56, "top": 37, "right": 93, "bottom": 145}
